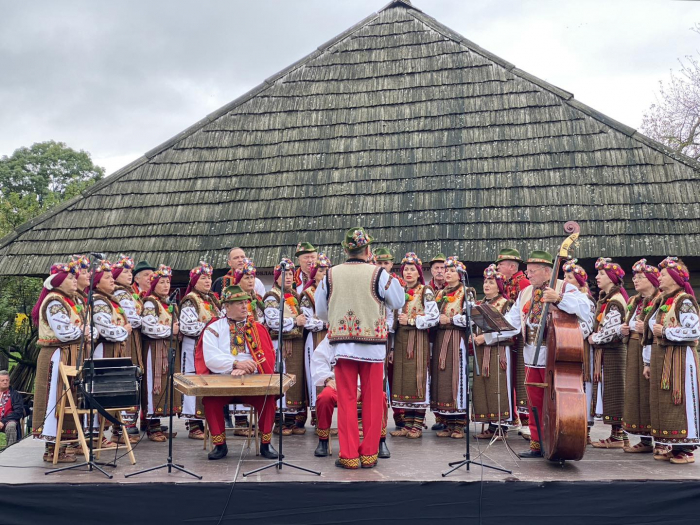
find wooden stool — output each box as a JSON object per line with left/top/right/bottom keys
{"left": 204, "top": 405, "right": 259, "bottom": 455}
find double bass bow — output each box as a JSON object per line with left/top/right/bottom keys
{"left": 526, "top": 221, "right": 587, "bottom": 462}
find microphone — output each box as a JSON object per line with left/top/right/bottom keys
{"left": 279, "top": 259, "right": 292, "bottom": 270}
{"left": 165, "top": 289, "right": 180, "bottom": 305}
{"left": 90, "top": 252, "right": 106, "bottom": 260}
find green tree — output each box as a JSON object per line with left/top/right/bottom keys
{"left": 0, "top": 141, "right": 104, "bottom": 392}
{"left": 0, "top": 140, "right": 104, "bottom": 205}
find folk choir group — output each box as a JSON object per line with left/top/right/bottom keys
{"left": 30, "top": 226, "right": 700, "bottom": 468}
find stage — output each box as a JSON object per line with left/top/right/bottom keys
{"left": 1, "top": 416, "right": 699, "bottom": 525}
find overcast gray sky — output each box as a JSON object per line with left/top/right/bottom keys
{"left": 1, "top": 0, "right": 698, "bottom": 175}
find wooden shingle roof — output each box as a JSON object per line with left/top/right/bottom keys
{"left": 2, "top": 0, "right": 699, "bottom": 276}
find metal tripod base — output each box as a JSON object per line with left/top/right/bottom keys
{"left": 46, "top": 459, "right": 116, "bottom": 479}
{"left": 243, "top": 459, "right": 320, "bottom": 477}
{"left": 442, "top": 455, "right": 512, "bottom": 477}
{"left": 125, "top": 459, "right": 202, "bottom": 480}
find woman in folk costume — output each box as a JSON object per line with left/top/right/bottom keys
{"left": 389, "top": 252, "right": 439, "bottom": 439}
{"left": 301, "top": 253, "right": 332, "bottom": 420}
{"left": 264, "top": 257, "right": 308, "bottom": 435}
{"left": 646, "top": 257, "right": 700, "bottom": 464}
{"left": 470, "top": 264, "right": 515, "bottom": 440}
{"left": 70, "top": 255, "right": 91, "bottom": 309}
{"left": 589, "top": 257, "right": 629, "bottom": 448}
{"left": 32, "top": 263, "right": 94, "bottom": 462}
{"left": 561, "top": 258, "right": 596, "bottom": 442}
{"left": 235, "top": 258, "right": 265, "bottom": 325}
{"left": 179, "top": 261, "right": 221, "bottom": 440}
{"left": 620, "top": 259, "right": 661, "bottom": 454}
{"left": 141, "top": 264, "right": 181, "bottom": 442}
{"left": 430, "top": 257, "right": 470, "bottom": 439}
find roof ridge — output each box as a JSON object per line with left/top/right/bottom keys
{"left": 407, "top": 8, "right": 700, "bottom": 173}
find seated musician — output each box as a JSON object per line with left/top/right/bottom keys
{"left": 310, "top": 337, "right": 391, "bottom": 460}
{"left": 195, "top": 285, "right": 280, "bottom": 460}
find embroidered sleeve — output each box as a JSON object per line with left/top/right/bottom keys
{"left": 416, "top": 288, "right": 439, "bottom": 330}
{"left": 559, "top": 287, "right": 595, "bottom": 329}
{"left": 141, "top": 300, "right": 171, "bottom": 338}
{"left": 380, "top": 271, "right": 406, "bottom": 311}
{"left": 591, "top": 304, "right": 623, "bottom": 345}
{"left": 93, "top": 298, "right": 129, "bottom": 342}
{"left": 665, "top": 299, "right": 700, "bottom": 342}
{"left": 202, "top": 322, "right": 233, "bottom": 374}
{"left": 578, "top": 300, "right": 595, "bottom": 339}
{"left": 179, "top": 300, "right": 206, "bottom": 337}
{"left": 46, "top": 300, "right": 83, "bottom": 342}
{"left": 642, "top": 345, "right": 651, "bottom": 365}
{"left": 386, "top": 308, "right": 395, "bottom": 333}
{"left": 301, "top": 301, "right": 325, "bottom": 332}
{"left": 264, "top": 295, "right": 295, "bottom": 332}
{"left": 114, "top": 290, "right": 142, "bottom": 328}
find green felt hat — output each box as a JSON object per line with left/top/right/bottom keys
{"left": 341, "top": 227, "right": 374, "bottom": 251}
{"left": 221, "top": 285, "right": 251, "bottom": 303}
{"left": 133, "top": 260, "right": 155, "bottom": 276}
{"left": 494, "top": 248, "right": 523, "bottom": 264}
{"left": 373, "top": 247, "right": 394, "bottom": 261}
{"left": 294, "top": 242, "right": 317, "bottom": 257}
{"left": 526, "top": 250, "right": 554, "bottom": 267}
{"left": 429, "top": 253, "right": 446, "bottom": 266}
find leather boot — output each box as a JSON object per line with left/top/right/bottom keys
{"left": 208, "top": 443, "right": 228, "bottom": 460}
{"left": 261, "top": 442, "right": 282, "bottom": 459}
{"left": 314, "top": 439, "right": 330, "bottom": 457}
{"left": 378, "top": 438, "right": 391, "bottom": 459}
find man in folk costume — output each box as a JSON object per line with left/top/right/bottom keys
{"left": 132, "top": 260, "right": 155, "bottom": 296}
{"left": 374, "top": 247, "right": 406, "bottom": 430}
{"left": 314, "top": 227, "right": 404, "bottom": 469}
{"left": 141, "top": 265, "right": 181, "bottom": 442}
{"left": 589, "top": 258, "right": 630, "bottom": 449}
{"left": 197, "top": 285, "right": 280, "bottom": 460}
{"left": 428, "top": 253, "right": 447, "bottom": 292}
{"left": 620, "top": 259, "right": 661, "bottom": 454}
{"left": 430, "top": 257, "right": 471, "bottom": 439}
{"left": 495, "top": 248, "right": 531, "bottom": 434}
{"left": 213, "top": 247, "right": 266, "bottom": 298}
{"left": 487, "top": 250, "right": 592, "bottom": 458}
{"left": 310, "top": 336, "right": 391, "bottom": 459}
{"left": 300, "top": 253, "right": 331, "bottom": 426}
{"left": 294, "top": 242, "right": 319, "bottom": 294}
{"left": 561, "top": 258, "right": 596, "bottom": 442}
{"left": 389, "top": 252, "right": 439, "bottom": 440}
{"left": 646, "top": 257, "right": 700, "bottom": 465}
{"left": 470, "top": 264, "right": 515, "bottom": 440}
{"left": 264, "top": 258, "right": 308, "bottom": 435}
{"left": 32, "top": 263, "right": 95, "bottom": 462}
{"left": 179, "top": 261, "right": 222, "bottom": 440}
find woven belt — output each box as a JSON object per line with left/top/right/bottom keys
{"left": 629, "top": 333, "right": 641, "bottom": 341}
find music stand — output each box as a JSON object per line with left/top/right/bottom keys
{"left": 243, "top": 262, "right": 320, "bottom": 477}
{"left": 442, "top": 281, "right": 515, "bottom": 477}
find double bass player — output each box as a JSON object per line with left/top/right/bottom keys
{"left": 485, "top": 249, "right": 593, "bottom": 458}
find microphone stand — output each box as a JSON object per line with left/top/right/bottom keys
{"left": 47, "top": 254, "right": 116, "bottom": 478}
{"left": 126, "top": 289, "right": 202, "bottom": 479}
{"left": 243, "top": 263, "right": 320, "bottom": 477}
{"left": 443, "top": 269, "right": 511, "bottom": 477}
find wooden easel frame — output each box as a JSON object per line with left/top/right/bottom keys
{"left": 53, "top": 363, "right": 136, "bottom": 466}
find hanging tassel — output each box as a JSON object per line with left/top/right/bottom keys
{"left": 660, "top": 347, "right": 672, "bottom": 391}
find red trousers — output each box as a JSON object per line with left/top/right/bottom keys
{"left": 335, "top": 359, "right": 384, "bottom": 459}
{"left": 203, "top": 395, "right": 275, "bottom": 444}
{"left": 524, "top": 366, "right": 545, "bottom": 443}
{"left": 316, "top": 385, "right": 387, "bottom": 437}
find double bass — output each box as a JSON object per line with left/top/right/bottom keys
{"left": 526, "top": 221, "right": 587, "bottom": 463}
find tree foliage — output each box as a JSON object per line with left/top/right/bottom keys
{"left": 641, "top": 25, "right": 700, "bottom": 160}
{"left": 0, "top": 141, "right": 104, "bottom": 392}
